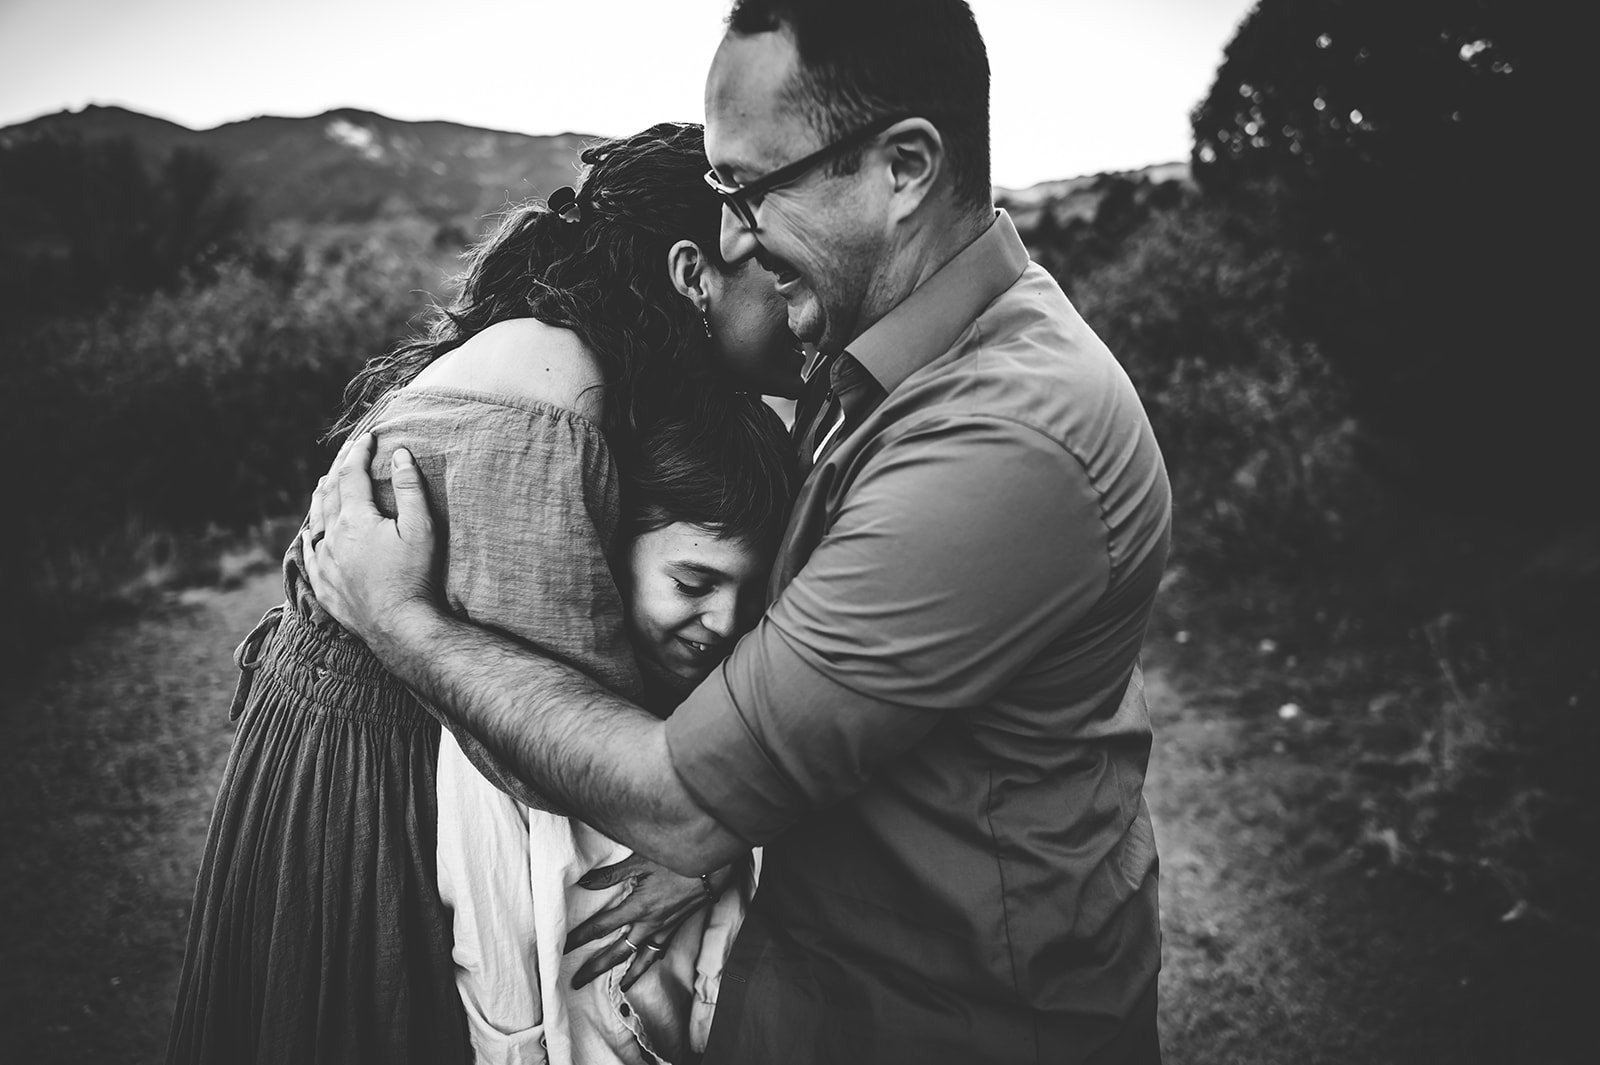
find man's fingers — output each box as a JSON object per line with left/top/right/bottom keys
{"left": 333, "top": 428, "right": 372, "bottom": 473}
{"left": 323, "top": 431, "right": 367, "bottom": 518}
{"left": 307, "top": 476, "right": 329, "bottom": 540}
{"left": 619, "top": 943, "right": 663, "bottom": 992}
{"left": 618, "top": 914, "right": 692, "bottom": 991}
{"left": 571, "top": 933, "right": 640, "bottom": 990}
{"left": 389, "top": 448, "right": 434, "bottom": 543}
{"left": 565, "top": 896, "right": 647, "bottom": 953}
{"left": 332, "top": 431, "right": 377, "bottom": 512}
{"left": 331, "top": 427, "right": 364, "bottom": 467}
{"left": 577, "top": 853, "right": 651, "bottom": 892}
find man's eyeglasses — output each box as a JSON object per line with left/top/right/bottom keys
{"left": 704, "top": 113, "right": 910, "bottom": 231}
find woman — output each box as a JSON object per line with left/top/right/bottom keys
{"left": 167, "top": 122, "right": 800, "bottom": 1065}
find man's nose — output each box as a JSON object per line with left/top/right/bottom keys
{"left": 719, "top": 205, "right": 760, "bottom": 265}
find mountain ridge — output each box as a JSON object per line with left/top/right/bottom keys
{"left": 1, "top": 104, "right": 600, "bottom": 230}
{"left": 2, "top": 104, "right": 1191, "bottom": 233}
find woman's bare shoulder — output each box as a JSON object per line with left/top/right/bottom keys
{"left": 410, "top": 319, "right": 604, "bottom": 421}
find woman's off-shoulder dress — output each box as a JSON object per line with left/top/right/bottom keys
{"left": 166, "top": 384, "right": 644, "bottom": 1065}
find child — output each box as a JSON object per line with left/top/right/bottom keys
{"left": 437, "top": 392, "right": 795, "bottom": 1065}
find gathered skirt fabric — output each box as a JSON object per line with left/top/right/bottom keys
{"left": 166, "top": 604, "right": 468, "bottom": 1065}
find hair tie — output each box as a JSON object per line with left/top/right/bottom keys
{"left": 547, "top": 186, "right": 582, "bottom": 224}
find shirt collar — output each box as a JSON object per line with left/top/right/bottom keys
{"left": 846, "top": 210, "right": 1031, "bottom": 395}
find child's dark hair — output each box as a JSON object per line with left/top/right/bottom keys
{"left": 328, "top": 121, "right": 725, "bottom": 441}
{"left": 618, "top": 391, "right": 797, "bottom": 553}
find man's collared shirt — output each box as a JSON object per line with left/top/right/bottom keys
{"left": 665, "top": 212, "right": 1172, "bottom": 1065}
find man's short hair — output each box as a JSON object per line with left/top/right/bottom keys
{"left": 727, "top": 0, "right": 992, "bottom": 209}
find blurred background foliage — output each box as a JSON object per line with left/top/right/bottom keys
{"left": 0, "top": 137, "right": 249, "bottom": 314}
{"left": 0, "top": 135, "right": 453, "bottom": 639}
{"left": 0, "top": 0, "right": 1592, "bottom": 933}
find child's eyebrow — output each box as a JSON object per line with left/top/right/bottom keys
{"left": 670, "top": 560, "right": 729, "bottom": 581}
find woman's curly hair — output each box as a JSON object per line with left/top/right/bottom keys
{"left": 328, "top": 121, "right": 726, "bottom": 441}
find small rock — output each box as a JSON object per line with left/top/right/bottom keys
{"left": 1368, "top": 692, "right": 1404, "bottom": 716}
{"left": 1175, "top": 630, "right": 1191, "bottom": 645}
{"left": 1278, "top": 702, "right": 1301, "bottom": 721}
{"left": 1258, "top": 638, "right": 1279, "bottom": 655}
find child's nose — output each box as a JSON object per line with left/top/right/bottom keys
{"left": 701, "top": 591, "right": 738, "bottom": 639}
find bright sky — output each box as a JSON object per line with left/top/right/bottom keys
{"left": 0, "top": 0, "right": 1257, "bottom": 189}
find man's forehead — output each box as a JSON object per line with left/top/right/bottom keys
{"left": 704, "top": 30, "right": 811, "bottom": 176}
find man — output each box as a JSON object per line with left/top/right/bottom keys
{"left": 306, "top": 1, "right": 1170, "bottom": 1061}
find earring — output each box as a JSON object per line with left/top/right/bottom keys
{"left": 701, "top": 310, "right": 713, "bottom": 340}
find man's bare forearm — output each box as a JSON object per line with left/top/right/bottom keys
{"left": 369, "top": 603, "right": 744, "bottom": 874}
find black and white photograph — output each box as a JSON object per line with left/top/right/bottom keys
{"left": 0, "top": 1, "right": 1589, "bottom": 1062}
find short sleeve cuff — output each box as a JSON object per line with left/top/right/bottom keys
{"left": 664, "top": 662, "right": 807, "bottom": 846}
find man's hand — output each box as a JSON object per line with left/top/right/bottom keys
{"left": 563, "top": 854, "right": 740, "bottom": 991}
{"left": 301, "top": 431, "right": 443, "bottom": 651}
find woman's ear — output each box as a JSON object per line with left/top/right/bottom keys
{"left": 667, "top": 240, "right": 708, "bottom": 311}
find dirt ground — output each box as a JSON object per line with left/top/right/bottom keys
{"left": 0, "top": 571, "right": 1590, "bottom": 1063}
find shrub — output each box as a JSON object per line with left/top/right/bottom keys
{"left": 0, "top": 222, "right": 451, "bottom": 649}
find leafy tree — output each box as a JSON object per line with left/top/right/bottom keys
{"left": 1190, "top": 0, "right": 1581, "bottom": 512}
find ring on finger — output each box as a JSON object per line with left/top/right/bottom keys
{"left": 643, "top": 942, "right": 664, "bottom": 953}
{"left": 623, "top": 936, "right": 641, "bottom": 954}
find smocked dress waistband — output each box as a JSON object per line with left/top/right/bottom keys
{"left": 231, "top": 601, "right": 432, "bottom": 728}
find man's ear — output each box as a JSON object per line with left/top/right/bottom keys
{"left": 667, "top": 240, "right": 709, "bottom": 311}
{"left": 883, "top": 118, "right": 944, "bottom": 221}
